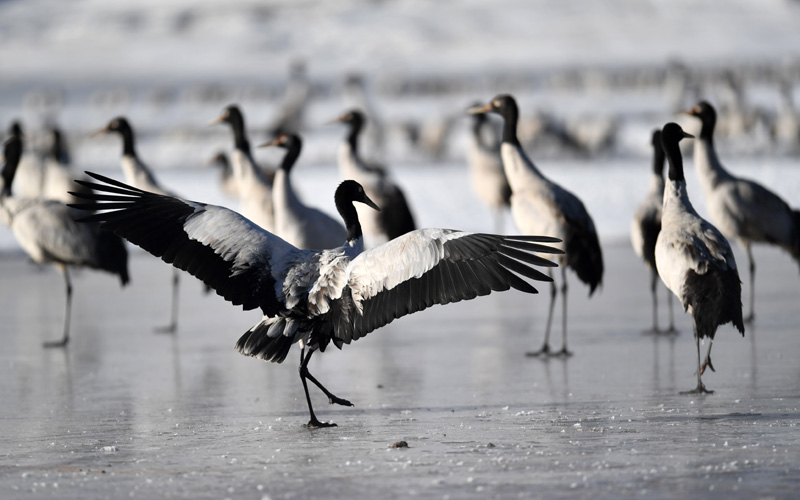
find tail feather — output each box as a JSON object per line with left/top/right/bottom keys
{"left": 235, "top": 317, "right": 300, "bottom": 364}
{"left": 566, "top": 228, "right": 604, "bottom": 296}
{"left": 684, "top": 267, "right": 744, "bottom": 340}
{"left": 93, "top": 227, "right": 130, "bottom": 286}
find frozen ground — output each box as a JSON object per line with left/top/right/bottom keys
{"left": 1, "top": 1, "right": 800, "bottom": 498}
{"left": 0, "top": 241, "right": 799, "bottom": 500}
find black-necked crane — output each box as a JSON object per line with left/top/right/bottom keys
{"left": 92, "top": 116, "right": 182, "bottom": 333}
{"left": 211, "top": 105, "right": 275, "bottom": 232}
{"left": 70, "top": 173, "right": 563, "bottom": 427}
{"left": 631, "top": 129, "right": 675, "bottom": 333}
{"left": 333, "top": 109, "right": 416, "bottom": 246}
{"left": 1, "top": 135, "right": 129, "bottom": 347}
{"left": 685, "top": 101, "right": 800, "bottom": 323}
{"left": 469, "top": 95, "right": 603, "bottom": 357}
{"left": 259, "top": 133, "right": 347, "bottom": 249}
{"left": 655, "top": 122, "right": 744, "bottom": 394}
{"left": 466, "top": 107, "right": 510, "bottom": 233}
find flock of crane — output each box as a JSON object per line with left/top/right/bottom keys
{"left": 1, "top": 92, "right": 798, "bottom": 427}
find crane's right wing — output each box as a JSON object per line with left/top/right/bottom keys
{"left": 70, "top": 172, "right": 306, "bottom": 316}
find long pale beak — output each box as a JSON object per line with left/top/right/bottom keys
{"left": 209, "top": 115, "right": 226, "bottom": 126}
{"left": 325, "top": 113, "right": 350, "bottom": 126}
{"left": 360, "top": 194, "right": 381, "bottom": 212}
{"left": 467, "top": 103, "right": 492, "bottom": 115}
{"left": 89, "top": 125, "right": 110, "bottom": 138}
{"left": 257, "top": 137, "right": 282, "bottom": 148}
{"left": 682, "top": 105, "right": 700, "bottom": 117}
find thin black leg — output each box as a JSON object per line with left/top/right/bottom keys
{"left": 298, "top": 347, "right": 341, "bottom": 428}
{"left": 648, "top": 268, "right": 660, "bottom": 333}
{"left": 527, "top": 268, "right": 556, "bottom": 357}
{"left": 555, "top": 265, "right": 572, "bottom": 357}
{"left": 744, "top": 244, "right": 755, "bottom": 324}
{"left": 680, "top": 321, "right": 713, "bottom": 395}
{"left": 44, "top": 266, "right": 71, "bottom": 348}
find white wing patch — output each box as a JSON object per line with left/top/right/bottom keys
{"left": 345, "top": 229, "right": 461, "bottom": 313}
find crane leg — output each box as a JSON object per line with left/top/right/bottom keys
{"left": 647, "top": 268, "right": 660, "bottom": 333}
{"left": 298, "top": 347, "right": 352, "bottom": 428}
{"left": 156, "top": 269, "right": 179, "bottom": 334}
{"left": 665, "top": 288, "right": 677, "bottom": 334}
{"left": 44, "top": 266, "right": 71, "bottom": 348}
{"left": 680, "top": 321, "right": 713, "bottom": 394}
{"left": 555, "top": 266, "right": 572, "bottom": 357}
{"left": 527, "top": 268, "right": 556, "bottom": 357}
{"left": 699, "top": 338, "right": 715, "bottom": 374}
{"left": 744, "top": 244, "right": 755, "bottom": 324}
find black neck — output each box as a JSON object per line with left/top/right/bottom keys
{"left": 119, "top": 124, "right": 137, "bottom": 158}
{"left": 230, "top": 114, "right": 251, "bottom": 154}
{"left": 2, "top": 137, "right": 22, "bottom": 196}
{"left": 500, "top": 104, "right": 520, "bottom": 147}
{"left": 279, "top": 137, "right": 302, "bottom": 173}
{"left": 50, "top": 130, "right": 70, "bottom": 164}
{"left": 335, "top": 196, "right": 362, "bottom": 243}
{"left": 652, "top": 139, "right": 665, "bottom": 178}
{"left": 699, "top": 116, "right": 715, "bottom": 144}
{"left": 662, "top": 137, "right": 685, "bottom": 182}
{"left": 346, "top": 119, "right": 362, "bottom": 154}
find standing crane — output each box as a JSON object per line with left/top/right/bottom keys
{"left": 469, "top": 95, "right": 603, "bottom": 357}
{"left": 1, "top": 134, "right": 129, "bottom": 347}
{"left": 655, "top": 122, "right": 744, "bottom": 394}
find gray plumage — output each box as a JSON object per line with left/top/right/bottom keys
{"left": 630, "top": 129, "right": 675, "bottom": 333}
{"left": 212, "top": 105, "right": 275, "bottom": 232}
{"left": 467, "top": 109, "right": 511, "bottom": 232}
{"left": 261, "top": 133, "right": 347, "bottom": 249}
{"left": 1, "top": 134, "right": 129, "bottom": 347}
{"left": 335, "top": 109, "right": 416, "bottom": 246}
{"left": 655, "top": 122, "right": 744, "bottom": 394}
{"left": 686, "top": 100, "right": 800, "bottom": 323}
{"left": 469, "top": 94, "right": 603, "bottom": 357}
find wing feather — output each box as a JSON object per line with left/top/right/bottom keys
{"left": 70, "top": 172, "right": 304, "bottom": 316}
{"left": 334, "top": 229, "right": 563, "bottom": 342}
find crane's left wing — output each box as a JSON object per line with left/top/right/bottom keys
{"left": 333, "top": 229, "right": 563, "bottom": 343}
{"left": 69, "top": 172, "right": 305, "bottom": 316}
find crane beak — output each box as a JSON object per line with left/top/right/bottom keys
{"left": 209, "top": 114, "right": 226, "bottom": 126}
{"left": 325, "top": 113, "right": 349, "bottom": 126}
{"left": 360, "top": 194, "right": 381, "bottom": 212}
{"left": 682, "top": 105, "right": 700, "bottom": 117}
{"left": 88, "top": 125, "right": 110, "bottom": 138}
{"left": 467, "top": 103, "right": 492, "bottom": 115}
{"left": 257, "top": 137, "right": 282, "bottom": 148}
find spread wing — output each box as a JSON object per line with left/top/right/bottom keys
{"left": 331, "top": 228, "right": 563, "bottom": 343}
{"left": 69, "top": 172, "right": 307, "bottom": 316}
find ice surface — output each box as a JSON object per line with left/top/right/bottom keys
{"left": 1, "top": 1, "right": 800, "bottom": 498}
{"left": 0, "top": 244, "right": 799, "bottom": 499}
